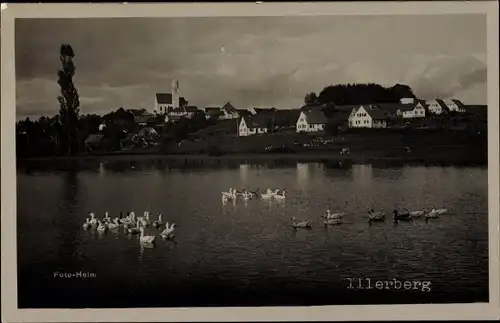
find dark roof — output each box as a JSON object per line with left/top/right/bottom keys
{"left": 205, "top": 107, "right": 222, "bottom": 114}
{"left": 363, "top": 105, "right": 393, "bottom": 120}
{"left": 272, "top": 109, "right": 301, "bottom": 126}
{"left": 242, "top": 115, "right": 270, "bottom": 129}
{"left": 300, "top": 103, "right": 325, "bottom": 111}
{"left": 156, "top": 93, "right": 187, "bottom": 105}
{"left": 435, "top": 99, "right": 450, "bottom": 111}
{"left": 156, "top": 93, "right": 172, "bottom": 104}
{"left": 450, "top": 99, "right": 466, "bottom": 110}
{"left": 252, "top": 107, "right": 276, "bottom": 114}
{"left": 221, "top": 102, "right": 237, "bottom": 113}
{"left": 185, "top": 106, "right": 199, "bottom": 113}
{"left": 301, "top": 109, "right": 328, "bottom": 124}
{"left": 84, "top": 134, "right": 104, "bottom": 144}
{"left": 236, "top": 109, "right": 252, "bottom": 117}
{"left": 170, "top": 108, "right": 186, "bottom": 114}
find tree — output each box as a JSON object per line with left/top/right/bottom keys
{"left": 304, "top": 92, "right": 318, "bottom": 105}
{"left": 315, "top": 83, "right": 417, "bottom": 105}
{"left": 57, "top": 44, "right": 80, "bottom": 155}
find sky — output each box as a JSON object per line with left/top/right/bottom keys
{"left": 15, "top": 14, "right": 487, "bottom": 120}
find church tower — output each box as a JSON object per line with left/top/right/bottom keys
{"left": 172, "top": 79, "right": 180, "bottom": 109}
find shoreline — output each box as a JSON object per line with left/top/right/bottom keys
{"left": 16, "top": 150, "right": 487, "bottom": 167}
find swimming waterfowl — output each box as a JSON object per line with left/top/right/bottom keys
{"left": 324, "top": 218, "right": 342, "bottom": 225}
{"left": 160, "top": 222, "right": 176, "bottom": 239}
{"left": 274, "top": 190, "right": 286, "bottom": 200}
{"left": 107, "top": 218, "right": 120, "bottom": 230}
{"left": 323, "top": 210, "right": 345, "bottom": 219}
{"left": 82, "top": 218, "right": 91, "bottom": 230}
{"left": 97, "top": 220, "right": 108, "bottom": 233}
{"left": 128, "top": 221, "right": 141, "bottom": 234}
{"left": 139, "top": 227, "right": 156, "bottom": 244}
{"left": 89, "top": 213, "right": 98, "bottom": 225}
{"left": 393, "top": 210, "right": 412, "bottom": 222}
{"left": 153, "top": 213, "right": 164, "bottom": 228}
{"left": 291, "top": 217, "right": 312, "bottom": 228}
{"left": 368, "top": 209, "right": 386, "bottom": 221}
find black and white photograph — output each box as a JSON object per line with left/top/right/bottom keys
{"left": 1, "top": 2, "right": 499, "bottom": 322}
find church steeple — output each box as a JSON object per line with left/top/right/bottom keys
{"left": 172, "top": 79, "right": 179, "bottom": 109}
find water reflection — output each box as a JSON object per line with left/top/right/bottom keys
{"left": 296, "top": 163, "right": 310, "bottom": 187}
{"left": 17, "top": 161, "right": 489, "bottom": 307}
{"left": 352, "top": 164, "right": 373, "bottom": 188}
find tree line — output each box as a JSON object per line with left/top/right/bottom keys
{"left": 304, "top": 83, "right": 416, "bottom": 105}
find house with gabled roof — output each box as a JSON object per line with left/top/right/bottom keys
{"left": 296, "top": 109, "right": 328, "bottom": 133}
{"left": 239, "top": 114, "right": 271, "bottom": 137}
{"left": 348, "top": 105, "right": 392, "bottom": 128}
{"left": 444, "top": 99, "right": 467, "bottom": 112}
{"left": 166, "top": 105, "right": 200, "bottom": 122}
{"left": 204, "top": 102, "right": 240, "bottom": 120}
{"left": 426, "top": 99, "right": 450, "bottom": 115}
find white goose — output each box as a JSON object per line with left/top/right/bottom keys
{"left": 138, "top": 211, "right": 150, "bottom": 227}
{"left": 139, "top": 227, "right": 156, "bottom": 244}
{"left": 323, "top": 209, "right": 345, "bottom": 219}
{"left": 222, "top": 188, "right": 236, "bottom": 199}
{"left": 424, "top": 209, "right": 440, "bottom": 218}
{"left": 261, "top": 188, "right": 275, "bottom": 199}
{"left": 274, "top": 190, "right": 286, "bottom": 200}
{"left": 107, "top": 218, "right": 120, "bottom": 230}
{"left": 324, "top": 218, "right": 342, "bottom": 225}
{"left": 160, "top": 222, "right": 176, "bottom": 239}
{"left": 153, "top": 213, "right": 164, "bottom": 228}
{"left": 128, "top": 220, "right": 141, "bottom": 234}
{"left": 432, "top": 208, "right": 448, "bottom": 214}
{"left": 97, "top": 220, "right": 108, "bottom": 233}
{"left": 291, "top": 217, "right": 312, "bottom": 228}
{"left": 82, "top": 218, "right": 91, "bottom": 230}
{"left": 409, "top": 210, "right": 425, "bottom": 217}
{"left": 119, "top": 212, "right": 131, "bottom": 224}
{"left": 89, "top": 213, "right": 98, "bottom": 225}
{"left": 103, "top": 212, "right": 112, "bottom": 224}
{"left": 368, "top": 209, "right": 386, "bottom": 221}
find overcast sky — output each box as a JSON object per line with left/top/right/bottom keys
{"left": 15, "top": 14, "right": 487, "bottom": 119}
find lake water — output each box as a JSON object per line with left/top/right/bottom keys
{"left": 17, "top": 160, "right": 489, "bottom": 308}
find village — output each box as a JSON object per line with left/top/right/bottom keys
{"left": 74, "top": 79, "right": 485, "bottom": 157}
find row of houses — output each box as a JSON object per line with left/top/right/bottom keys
{"left": 236, "top": 97, "right": 469, "bottom": 136}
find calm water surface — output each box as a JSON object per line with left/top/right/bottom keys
{"left": 17, "top": 160, "right": 489, "bottom": 308}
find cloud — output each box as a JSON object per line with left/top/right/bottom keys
{"left": 408, "top": 54, "right": 487, "bottom": 99}
{"left": 14, "top": 15, "right": 487, "bottom": 117}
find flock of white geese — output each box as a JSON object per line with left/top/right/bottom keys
{"left": 82, "top": 211, "right": 175, "bottom": 245}
{"left": 221, "top": 187, "right": 449, "bottom": 228}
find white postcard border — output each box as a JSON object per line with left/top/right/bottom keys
{"left": 1, "top": 1, "right": 499, "bottom": 322}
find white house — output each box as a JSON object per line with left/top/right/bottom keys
{"left": 400, "top": 97, "right": 415, "bottom": 104}
{"left": 296, "top": 109, "right": 328, "bottom": 133}
{"left": 348, "top": 105, "right": 389, "bottom": 128}
{"left": 166, "top": 106, "right": 199, "bottom": 120}
{"left": 204, "top": 102, "right": 240, "bottom": 120}
{"left": 154, "top": 79, "right": 187, "bottom": 114}
{"left": 397, "top": 101, "right": 427, "bottom": 119}
{"left": 220, "top": 102, "right": 240, "bottom": 120}
{"left": 426, "top": 99, "right": 449, "bottom": 115}
{"left": 239, "top": 115, "right": 269, "bottom": 137}
{"left": 443, "top": 99, "right": 467, "bottom": 112}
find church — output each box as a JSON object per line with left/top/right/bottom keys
{"left": 154, "top": 79, "right": 188, "bottom": 114}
